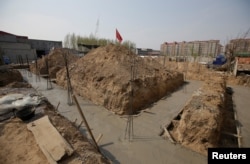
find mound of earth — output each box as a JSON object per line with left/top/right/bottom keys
{"left": 56, "top": 44, "right": 184, "bottom": 115}
{"left": 166, "top": 76, "right": 226, "bottom": 155}
{"left": 156, "top": 58, "right": 250, "bottom": 87}
{"left": 0, "top": 68, "right": 23, "bottom": 87}
{"left": 30, "top": 48, "right": 79, "bottom": 79}
{"left": 227, "top": 74, "right": 250, "bottom": 87}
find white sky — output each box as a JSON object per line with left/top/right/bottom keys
{"left": 0, "top": 0, "right": 249, "bottom": 49}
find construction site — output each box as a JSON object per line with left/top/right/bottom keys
{"left": 1, "top": 36, "right": 250, "bottom": 163}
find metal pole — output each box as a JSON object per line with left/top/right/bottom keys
{"left": 45, "top": 58, "right": 52, "bottom": 89}
{"left": 63, "top": 50, "right": 73, "bottom": 105}
{"left": 35, "top": 54, "right": 40, "bottom": 82}
{"left": 124, "top": 48, "right": 136, "bottom": 141}
{"left": 72, "top": 95, "right": 101, "bottom": 153}
{"left": 26, "top": 54, "right": 32, "bottom": 77}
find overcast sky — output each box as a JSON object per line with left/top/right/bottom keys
{"left": 0, "top": 0, "right": 249, "bottom": 49}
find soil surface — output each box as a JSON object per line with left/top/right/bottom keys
{"left": 29, "top": 48, "right": 79, "bottom": 79}
{"left": 0, "top": 70, "right": 110, "bottom": 164}
{"left": 155, "top": 58, "right": 250, "bottom": 87}
{"left": 56, "top": 44, "right": 184, "bottom": 114}
{"left": 166, "top": 76, "right": 227, "bottom": 155}
{"left": 0, "top": 68, "right": 23, "bottom": 87}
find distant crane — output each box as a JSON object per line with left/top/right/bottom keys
{"left": 95, "top": 17, "right": 99, "bottom": 38}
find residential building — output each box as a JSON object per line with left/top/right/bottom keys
{"left": 160, "top": 40, "right": 222, "bottom": 62}
{"left": 136, "top": 48, "right": 160, "bottom": 56}
{"left": 225, "top": 38, "right": 250, "bottom": 56}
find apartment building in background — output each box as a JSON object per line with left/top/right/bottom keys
{"left": 160, "top": 40, "right": 222, "bottom": 62}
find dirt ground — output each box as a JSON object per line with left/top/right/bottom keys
{"left": 154, "top": 57, "right": 250, "bottom": 87}
{"left": 166, "top": 76, "right": 225, "bottom": 155}
{"left": 0, "top": 70, "right": 110, "bottom": 164}
{"left": 56, "top": 44, "right": 183, "bottom": 114}
{"left": 1, "top": 47, "right": 248, "bottom": 164}
{"left": 0, "top": 67, "right": 23, "bottom": 86}
{"left": 164, "top": 75, "right": 238, "bottom": 156}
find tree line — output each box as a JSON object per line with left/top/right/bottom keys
{"left": 63, "top": 33, "right": 136, "bottom": 51}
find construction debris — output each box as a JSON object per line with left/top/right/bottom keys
{"left": 0, "top": 93, "right": 46, "bottom": 115}
{"left": 27, "top": 115, "right": 74, "bottom": 164}
{"left": 0, "top": 68, "right": 110, "bottom": 164}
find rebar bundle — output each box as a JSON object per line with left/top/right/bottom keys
{"left": 62, "top": 50, "right": 73, "bottom": 105}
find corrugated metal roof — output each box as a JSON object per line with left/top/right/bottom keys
{"left": 0, "top": 31, "right": 28, "bottom": 39}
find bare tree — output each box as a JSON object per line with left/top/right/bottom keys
{"left": 225, "top": 27, "right": 250, "bottom": 72}
{"left": 63, "top": 33, "right": 78, "bottom": 50}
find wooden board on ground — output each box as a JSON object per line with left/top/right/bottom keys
{"left": 27, "top": 115, "right": 74, "bottom": 164}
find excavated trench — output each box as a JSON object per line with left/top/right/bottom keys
{"left": 161, "top": 76, "right": 239, "bottom": 156}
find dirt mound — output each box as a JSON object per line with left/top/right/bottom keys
{"left": 166, "top": 76, "right": 226, "bottom": 155}
{"left": 155, "top": 58, "right": 250, "bottom": 87}
{"left": 30, "top": 48, "right": 79, "bottom": 79}
{"left": 56, "top": 44, "right": 184, "bottom": 114}
{"left": 0, "top": 69, "right": 23, "bottom": 87}
{"left": 227, "top": 74, "right": 250, "bottom": 87}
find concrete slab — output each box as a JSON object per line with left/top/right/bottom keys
{"left": 231, "top": 85, "right": 250, "bottom": 147}
{"left": 20, "top": 70, "right": 206, "bottom": 164}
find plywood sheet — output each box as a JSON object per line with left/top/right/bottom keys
{"left": 27, "top": 115, "right": 74, "bottom": 164}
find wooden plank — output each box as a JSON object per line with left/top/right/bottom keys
{"left": 163, "top": 127, "right": 176, "bottom": 144}
{"left": 40, "top": 74, "right": 49, "bottom": 77}
{"left": 222, "top": 131, "right": 242, "bottom": 138}
{"left": 72, "top": 95, "right": 101, "bottom": 153}
{"left": 27, "top": 116, "right": 74, "bottom": 164}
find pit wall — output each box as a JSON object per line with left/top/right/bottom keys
{"left": 104, "top": 72, "right": 184, "bottom": 115}
{"left": 168, "top": 76, "right": 226, "bottom": 155}
{"left": 58, "top": 69, "right": 184, "bottom": 115}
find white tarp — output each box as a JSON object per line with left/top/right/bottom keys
{"left": 0, "top": 93, "right": 46, "bottom": 115}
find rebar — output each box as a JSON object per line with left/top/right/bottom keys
{"left": 45, "top": 58, "right": 53, "bottom": 90}
{"left": 62, "top": 50, "right": 73, "bottom": 105}
{"left": 124, "top": 49, "right": 136, "bottom": 141}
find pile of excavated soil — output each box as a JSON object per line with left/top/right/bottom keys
{"left": 161, "top": 60, "right": 219, "bottom": 81}
{"left": 30, "top": 48, "right": 79, "bottom": 79}
{"left": 155, "top": 58, "right": 250, "bottom": 87}
{"left": 167, "top": 76, "right": 226, "bottom": 155}
{"left": 56, "top": 44, "right": 184, "bottom": 115}
{"left": 0, "top": 68, "right": 23, "bottom": 87}
{"left": 227, "top": 74, "right": 250, "bottom": 87}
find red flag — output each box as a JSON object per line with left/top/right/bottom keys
{"left": 116, "top": 29, "right": 123, "bottom": 43}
